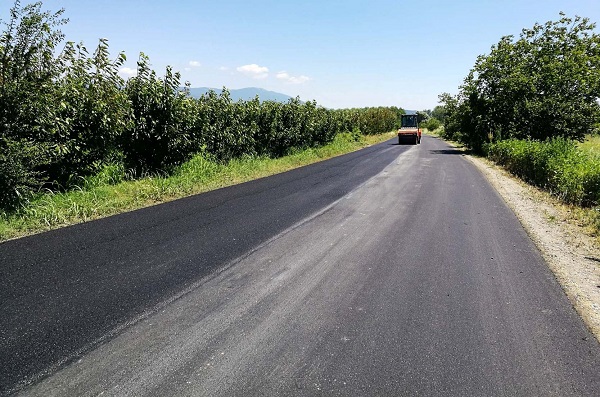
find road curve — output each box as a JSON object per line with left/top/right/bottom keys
{"left": 3, "top": 136, "right": 600, "bottom": 396}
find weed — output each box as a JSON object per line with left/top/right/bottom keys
{"left": 488, "top": 137, "right": 600, "bottom": 236}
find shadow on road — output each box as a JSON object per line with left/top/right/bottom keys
{"left": 429, "top": 149, "right": 466, "bottom": 155}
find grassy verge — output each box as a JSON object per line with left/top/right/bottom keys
{"left": 574, "top": 135, "right": 600, "bottom": 238}
{"left": 487, "top": 138, "right": 600, "bottom": 206}
{"left": 0, "top": 131, "right": 395, "bottom": 242}
{"left": 486, "top": 136, "right": 600, "bottom": 239}
{"left": 579, "top": 134, "right": 600, "bottom": 155}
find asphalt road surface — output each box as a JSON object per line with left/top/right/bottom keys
{"left": 2, "top": 136, "right": 599, "bottom": 396}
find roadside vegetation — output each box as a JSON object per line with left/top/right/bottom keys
{"left": 429, "top": 13, "right": 600, "bottom": 236}
{"left": 487, "top": 138, "right": 600, "bottom": 207}
{"left": 0, "top": 1, "right": 401, "bottom": 240}
{"left": 0, "top": 131, "right": 394, "bottom": 241}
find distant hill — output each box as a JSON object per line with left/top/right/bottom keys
{"left": 187, "top": 87, "right": 295, "bottom": 103}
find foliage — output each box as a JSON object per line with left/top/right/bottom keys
{"left": 430, "top": 105, "right": 446, "bottom": 124}
{"left": 121, "top": 54, "right": 194, "bottom": 174}
{"left": 0, "top": 1, "right": 404, "bottom": 212}
{"left": 416, "top": 111, "right": 429, "bottom": 123}
{"left": 441, "top": 13, "right": 600, "bottom": 151}
{"left": 0, "top": 138, "right": 49, "bottom": 211}
{"left": 0, "top": 0, "right": 67, "bottom": 207}
{"left": 421, "top": 118, "right": 441, "bottom": 131}
{"left": 0, "top": 131, "right": 392, "bottom": 240}
{"left": 51, "top": 39, "right": 129, "bottom": 186}
{"left": 436, "top": 92, "right": 466, "bottom": 142}
{"left": 335, "top": 107, "right": 404, "bottom": 135}
{"left": 488, "top": 138, "right": 600, "bottom": 207}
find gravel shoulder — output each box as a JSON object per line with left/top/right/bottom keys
{"left": 467, "top": 154, "right": 600, "bottom": 342}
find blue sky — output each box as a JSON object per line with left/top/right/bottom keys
{"left": 14, "top": 0, "right": 600, "bottom": 110}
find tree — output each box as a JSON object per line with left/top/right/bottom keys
{"left": 430, "top": 105, "right": 446, "bottom": 124}
{"left": 0, "top": 1, "right": 67, "bottom": 208}
{"left": 416, "top": 111, "right": 429, "bottom": 123}
{"left": 50, "top": 39, "right": 130, "bottom": 186}
{"left": 0, "top": 1, "right": 67, "bottom": 141}
{"left": 442, "top": 13, "right": 600, "bottom": 151}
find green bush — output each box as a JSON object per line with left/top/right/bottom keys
{"left": 49, "top": 39, "right": 130, "bottom": 187}
{"left": 121, "top": 55, "right": 194, "bottom": 174}
{"left": 488, "top": 138, "right": 600, "bottom": 206}
{"left": 0, "top": 1, "right": 404, "bottom": 213}
{"left": 421, "top": 118, "right": 441, "bottom": 131}
{"left": 0, "top": 138, "right": 50, "bottom": 212}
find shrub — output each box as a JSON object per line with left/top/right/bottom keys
{"left": 49, "top": 39, "right": 130, "bottom": 187}
{"left": 488, "top": 138, "right": 600, "bottom": 206}
{"left": 121, "top": 55, "right": 194, "bottom": 174}
{"left": 0, "top": 138, "right": 50, "bottom": 212}
{"left": 0, "top": 1, "right": 405, "bottom": 212}
{"left": 422, "top": 118, "right": 441, "bottom": 131}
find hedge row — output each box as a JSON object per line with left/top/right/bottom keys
{"left": 1, "top": 3, "right": 403, "bottom": 212}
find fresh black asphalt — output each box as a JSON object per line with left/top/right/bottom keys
{"left": 0, "top": 140, "right": 406, "bottom": 394}
{"left": 2, "top": 136, "right": 600, "bottom": 395}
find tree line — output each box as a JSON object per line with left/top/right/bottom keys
{"left": 0, "top": 1, "right": 403, "bottom": 212}
{"left": 430, "top": 13, "right": 600, "bottom": 208}
{"left": 436, "top": 13, "right": 600, "bottom": 151}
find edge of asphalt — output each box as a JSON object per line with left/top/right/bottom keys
{"left": 459, "top": 144, "right": 600, "bottom": 343}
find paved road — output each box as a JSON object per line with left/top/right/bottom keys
{"left": 2, "top": 138, "right": 405, "bottom": 394}
{"left": 3, "top": 136, "right": 600, "bottom": 395}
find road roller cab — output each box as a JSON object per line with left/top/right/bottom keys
{"left": 398, "top": 114, "right": 421, "bottom": 145}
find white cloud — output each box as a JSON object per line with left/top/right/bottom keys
{"left": 119, "top": 67, "right": 137, "bottom": 78}
{"left": 276, "top": 71, "right": 311, "bottom": 84}
{"left": 237, "top": 63, "right": 269, "bottom": 79}
{"left": 188, "top": 61, "right": 201, "bottom": 67}
{"left": 219, "top": 66, "right": 229, "bottom": 71}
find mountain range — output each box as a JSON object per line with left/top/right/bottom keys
{"left": 186, "top": 87, "right": 412, "bottom": 111}
{"left": 187, "top": 87, "right": 295, "bottom": 103}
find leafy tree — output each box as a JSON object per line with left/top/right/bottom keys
{"left": 430, "top": 105, "right": 446, "bottom": 124}
{"left": 421, "top": 118, "right": 441, "bottom": 131}
{"left": 121, "top": 54, "right": 194, "bottom": 173}
{"left": 50, "top": 39, "right": 130, "bottom": 186}
{"left": 416, "top": 111, "right": 429, "bottom": 123}
{"left": 438, "top": 92, "right": 470, "bottom": 142}
{"left": 0, "top": 0, "right": 67, "bottom": 208}
{"left": 442, "top": 13, "right": 600, "bottom": 150}
{"left": 0, "top": 0, "right": 67, "bottom": 143}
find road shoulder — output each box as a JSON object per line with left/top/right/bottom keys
{"left": 466, "top": 153, "right": 600, "bottom": 342}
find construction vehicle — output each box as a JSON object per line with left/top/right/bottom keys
{"left": 398, "top": 114, "right": 421, "bottom": 145}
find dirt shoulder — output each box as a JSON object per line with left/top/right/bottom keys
{"left": 466, "top": 154, "right": 600, "bottom": 342}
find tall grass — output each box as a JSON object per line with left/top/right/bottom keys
{"left": 487, "top": 138, "right": 600, "bottom": 207}
{"left": 487, "top": 137, "right": 600, "bottom": 238}
{"left": 578, "top": 135, "right": 600, "bottom": 155}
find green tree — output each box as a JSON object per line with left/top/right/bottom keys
{"left": 443, "top": 13, "right": 600, "bottom": 151}
{"left": 430, "top": 105, "right": 446, "bottom": 124}
{"left": 50, "top": 39, "right": 130, "bottom": 186}
{"left": 121, "top": 54, "right": 194, "bottom": 173}
{"left": 0, "top": 0, "right": 67, "bottom": 208}
{"left": 416, "top": 111, "right": 429, "bottom": 124}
